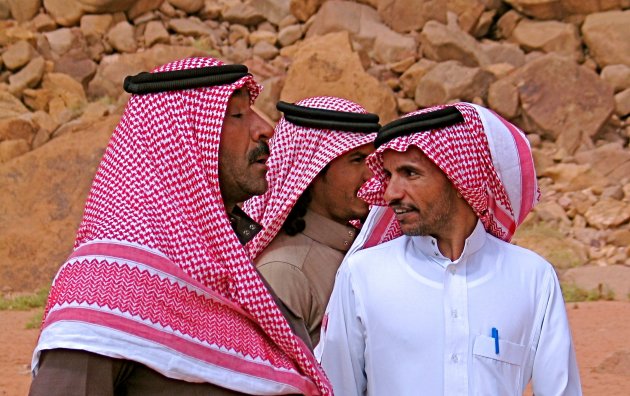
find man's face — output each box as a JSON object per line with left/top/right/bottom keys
{"left": 218, "top": 88, "right": 274, "bottom": 208}
{"left": 310, "top": 143, "right": 374, "bottom": 224}
{"left": 382, "top": 146, "right": 460, "bottom": 237}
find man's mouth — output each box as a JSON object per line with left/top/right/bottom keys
{"left": 391, "top": 205, "right": 417, "bottom": 216}
{"left": 248, "top": 143, "right": 270, "bottom": 165}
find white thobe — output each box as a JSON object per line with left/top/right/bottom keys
{"left": 316, "top": 221, "right": 581, "bottom": 396}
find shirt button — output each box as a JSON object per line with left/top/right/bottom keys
{"left": 431, "top": 240, "right": 435, "bottom": 245}
{"left": 434, "top": 252, "right": 439, "bottom": 256}
{"left": 449, "top": 267, "right": 456, "bottom": 275}
{"left": 451, "top": 353, "right": 458, "bottom": 363}
{"left": 451, "top": 309, "right": 458, "bottom": 319}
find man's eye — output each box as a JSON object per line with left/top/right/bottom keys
{"left": 230, "top": 113, "right": 243, "bottom": 118}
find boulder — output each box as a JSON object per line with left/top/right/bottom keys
{"left": 479, "top": 40, "right": 526, "bottom": 67}
{"left": 574, "top": 142, "right": 630, "bottom": 181}
{"left": 510, "top": 19, "right": 582, "bottom": 61}
{"left": 8, "top": 57, "right": 46, "bottom": 96}
{"left": 249, "top": 0, "right": 291, "bottom": 26}
{"left": 43, "top": 0, "right": 85, "bottom": 26}
{"left": 7, "top": 0, "right": 41, "bottom": 23}
{"left": 0, "top": 139, "right": 30, "bottom": 164}
{"left": 168, "top": 17, "right": 215, "bottom": 37}
{"left": 222, "top": 2, "right": 266, "bottom": 26}
{"left": 600, "top": 64, "right": 630, "bottom": 93}
{"left": 614, "top": 88, "right": 630, "bottom": 117}
{"left": 0, "top": 91, "right": 30, "bottom": 119}
{"left": 281, "top": 31, "right": 397, "bottom": 123}
{"left": 377, "top": 0, "right": 446, "bottom": 33}
{"left": 494, "top": 54, "right": 614, "bottom": 154}
{"left": 306, "top": 0, "right": 384, "bottom": 50}
{"left": 399, "top": 58, "right": 436, "bottom": 97}
{"left": 167, "top": 0, "right": 204, "bottom": 13}
{"left": 87, "top": 44, "right": 205, "bottom": 99}
{"left": 582, "top": 10, "right": 630, "bottom": 68}
{"left": 414, "top": 61, "right": 495, "bottom": 107}
{"left": 585, "top": 199, "right": 630, "bottom": 230}
{"left": 289, "top": 0, "right": 325, "bottom": 22}
{"left": 419, "top": 20, "right": 489, "bottom": 67}
{"left": 106, "top": 21, "right": 138, "bottom": 53}
{"left": 278, "top": 24, "right": 303, "bottom": 47}
{"left": 144, "top": 20, "right": 170, "bottom": 47}
{"left": 2, "top": 40, "right": 35, "bottom": 71}
{"left": 0, "top": 115, "right": 118, "bottom": 292}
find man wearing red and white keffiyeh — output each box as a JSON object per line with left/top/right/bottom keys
{"left": 243, "top": 97, "right": 378, "bottom": 347}
{"left": 317, "top": 103, "right": 582, "bottom": 395}
{"left": 30, "top": 57, "right": 332, "bottom": 396}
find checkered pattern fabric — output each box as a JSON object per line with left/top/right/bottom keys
{"left": 243, "top": 96, "right": 376, "bottom": 259}
{"left": 359, "top": 102, "right": 539, "bottom": 242}
{"left": 36, "top": 57, "right": 330, "bottom": 395}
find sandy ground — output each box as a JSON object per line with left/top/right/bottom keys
{"left": 1, "top": 301, "right": 629, "bottom": 395}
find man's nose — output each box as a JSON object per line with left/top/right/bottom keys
{"left": 383, "top": 177, "right": 403, "bottom": 204}
{"left": 251, "top": 111, "right": 274, "bottom": 142}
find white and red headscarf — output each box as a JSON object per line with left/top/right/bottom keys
{"left": 33, "top": 57, "right": 330, "bottom": 395}
{"left": 243, "top": 96, "right": 377, "bottom": 259}
{"left": 357, "top": 102, "right": 540, "bottom": 248}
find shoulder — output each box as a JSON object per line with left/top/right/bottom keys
{"left": 255, "top": 231, "right": 315, "bottom": 271}
{"left": 345, "top": 236, "right": 408, "bottom": 272}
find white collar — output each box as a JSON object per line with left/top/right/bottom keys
{"left": 410, "top": 220, "right": 487, "bottom": 269}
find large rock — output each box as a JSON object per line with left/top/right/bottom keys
{"left": 414, "top": 61, "right": 495, "bottom": 107}
{"left": 510, "top": 19, "right": 582, "bottom": 61}
{"left": 7, "top": 0, "right": 41, "bottom": 23}
{"left": 585, "top": 199, "right": 630, "bottom": 230}
{"left": 504, "top": 0, "right": 627, "bottom": 20}
{"left": 582, "top": 10, "right": 630, "bottom": 68}
{"left": 289, "top": 0, "right": 325, "bottom": 22}
{"left": 249, "top": 0, "right": 291, "bottom": 26}
{"left": 0, "top": 91, "right": 30, "bottom": 119}
{"left": 574, "top": 142, "right": 630, "bottom": 182}
{"left": 2, "top": 40, "right": 35, "bottom": 71}
{"left": 306, "top": 0, "right": 383, "bottom": 50}
{"left": 281, "top": 31, "right": 397, "bottom": 123}
{"left": 87, "top": 44, "right": 205, "bottom": 99}
{"left": 600, "top": 64, "right": 630, "bottom": 93}
{"left": 420, "top": 20, "right": 489, "bottom": 67}
{"left": 0, "top": 115, "right": 118, "bottom": 293}
{"left": 491, "top": 54, "right": 614, "bottom": 154}
{"left": 377, "top": 0, "right": 446, "bottom": 33}
{"left": 377, "top": 0, "right": 485, "bottom": 34}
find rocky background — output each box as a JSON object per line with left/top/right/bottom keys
{"left": 1, "top": 0, "right": 629, "bottom": 299}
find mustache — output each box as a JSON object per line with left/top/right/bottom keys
{"left": 247, "top": 142, "right": 270, "bottom": 164}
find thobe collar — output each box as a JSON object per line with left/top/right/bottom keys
{"left": 412, "top": 219, "right": 486, "bottom": 269}
{"left": 228, "top": 205, "right": 263, "bottom": 245}
{"left": 302, "top": 209, "right": 358, "bottom": 252}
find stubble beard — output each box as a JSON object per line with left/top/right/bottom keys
{"left": 400, "top": 186, "right": 457, "bottom": 237}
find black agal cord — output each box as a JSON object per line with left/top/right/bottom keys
{"left": 123, "top": 64, "right": 249, "bottom": 94}
{"left": 276, "top": 101, "right": 381, "bottom": 133}
{"left": 374, "top": 106, "right": 465, "bottom": 148}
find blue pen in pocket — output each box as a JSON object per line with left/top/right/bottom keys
{"left": 492, "top": 327, "right": 499, "bottom": 354}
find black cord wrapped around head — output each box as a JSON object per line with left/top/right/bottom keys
{"left": 123, "top": 64, "right": 249, "bottom": 94}
{"left": 276, "top": 101, "right": 381, "bottom": 133}
{"left": 374, "top": 106, "right": 465, "bottom": 148}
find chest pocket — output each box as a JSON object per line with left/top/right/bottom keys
{"left": 472, "top": 334, "right": 526, "bottom": 396}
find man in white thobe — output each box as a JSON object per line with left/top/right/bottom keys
{"left": 316, "top": 103, "right": 582, "bottom": 395}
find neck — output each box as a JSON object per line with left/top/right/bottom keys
{"left": 435, "top": 208, "right": 478, "bottom": 261}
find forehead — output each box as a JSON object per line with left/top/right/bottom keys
{"left": 382, "top": 146, "right": 432, "bottom": 167}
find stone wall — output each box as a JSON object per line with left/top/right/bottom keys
{"left": 1, "top": 0, "right": 629, "bottom": 296}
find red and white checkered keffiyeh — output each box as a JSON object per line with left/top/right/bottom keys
{"left": 243, "top": 96, "right": 376, "bottom": 259}
{"left": 33, "top": 57, "right": 330, "bottom": 395}
{"left": 358, "top": 102, "right": 539, "bottom": 245}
